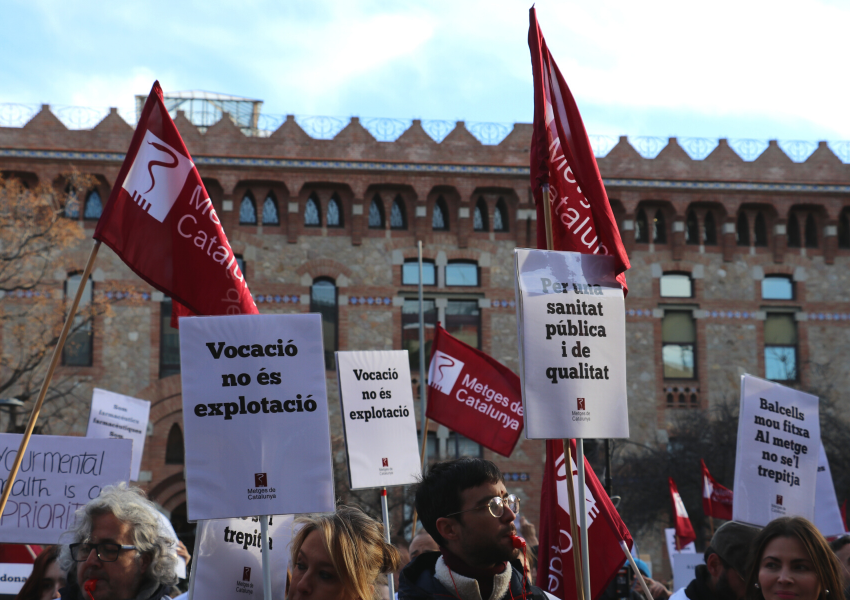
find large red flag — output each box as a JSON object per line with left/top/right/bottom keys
{"left": 528, "top": 8, "right": 629, "bottom": 292}
{"left": 669, "top": 477, "right": 697, "bottom": 549}
{"left": 537, "top": 440, "right": 633, "bottom": 599}
{"left": 425, "top": 324, "right": 522, "bottom": 457}
{"left": 94, "top": 81, "right": 257, "bottom": 324}
{"left": 701, "top": 460, "right": 733, "bottom": 520}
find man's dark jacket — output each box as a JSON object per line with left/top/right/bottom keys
{"left": 399, "top": 551, "right": 549, "bottom": 600}
{"left": 681, "top": 565, "right": 728, "bottom": 600}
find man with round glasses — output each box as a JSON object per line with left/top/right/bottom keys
{"left": 58, "top": 484, "right": 178, "bottom": 600}
{"left": 399, "top": 457, "right": 553, "bottom": 600}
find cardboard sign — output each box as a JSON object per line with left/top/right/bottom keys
{"left": 336, "top": 351, "right": 421, "bottom": 489}
{"left": 86, "top": 388, "right": 151, "bottom": 481}
{"left": 0, "top": 564, "right": 32, "bottom": 595}
{"left": 814, "top": 443, "right": 845, "bottom": 537}
{"left": 180, "top": 314, "right": 335, "bottom": 520}
{"left": 672, "top": 553, "right": 704, "bottom": 592}
{"left": 0, "top": 434, "right": 132, "bottom": 544}
{"left": 733, "top": 375, "right": 820, "bottom": 526}
{"left": 192, "top": 515, "right": 293, "bottom": 600}
{"left": 514, "top": 249, "right": 628, "bottom": 439}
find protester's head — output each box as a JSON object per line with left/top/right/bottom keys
{"left": 59, "top": 484, "right": 178, "bottom": 600}
{"left": 16, "top": 546, "right": 65, "bottom": 600}
{"left": 703, "top": 521, "right": 762, "bottom": 600}
{"left": 414, "top": 458, "right": 519, "bottom": 567}
{"left": 408, "top": 530, "right": 439, "bottom": 560}
{"left": 288, "top": 505, "right": 400, "bottom": 600}
{"left": 745, "top": 517, "right": 843, "bottom": 600}
{"left": 829, "top": 536, "right": 850, "bottom": 588}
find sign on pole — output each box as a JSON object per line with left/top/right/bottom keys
{"left": 514, "top": 249, "right": 628, "bottom": 439}
{"left": 180, "top": 314, "right": 335, "bottom": 521}
{"left": 0, "top": 564, "right": 32, "bottom": 595}
{"left": 733, "top": 374, "right": 819, "bottom": 526}
{"left": 671, "top": 553, "right": 704, "bottom": 592}
{"left": 664, "top": 527, "right": 695, "bottom": 562}
{"left": 0, "top": 434, "right": 132, "bottom": 543}
{"left": 86, "top": 388, "right": 151, "bottom": 481}
{"left": 336, "top": 351, "right": 421, "bottom": 489}
{"left": 814, "top": 443, "right": 845, "bottom": 537}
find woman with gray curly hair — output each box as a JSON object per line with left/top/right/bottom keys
{"left": 58, "top": 483, "right": 177, "bottom": 600}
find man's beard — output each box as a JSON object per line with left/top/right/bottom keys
{"left": 459, "top": 530, "right": 519, "bottom": 565}
{"left": 714, "top": 569, "right": 741, "bottom": 600}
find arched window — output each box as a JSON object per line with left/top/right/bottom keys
{"left": 327, "top": 194, "right": 342, "bottom": 227}
{"left": 165, "top": 424, "right": 184, "bottom": 464}
{"left": 432, "top": 196, "right": 448, "bottom": 231}
{"left": 653, "top": 210, "right": 666, "bottom": 243}
{"left": 64, "top": 185, "right": 80, "bottom": 219}
{"left": 63, "top": 274, "right": 93, "bottom": 366}
{"left": 262, "top": 194, "right": 279, "bottom": 225}
{"left": 310, "top": 278, "right": 337, "bottom": 370}
{"left": 635, "top": 209, "right": 649, "bottom": 243}
{"left": 754, "top": 212, "right": 767, "bottom": 246}
{"left": 685, "top": 210, "right": 699, "bottom": 245}
{"left": 83, "top": 190, "right": 103, "bottom": 220}
{"left": 804, "top": 213, "right": 818, "bottom": 248}
{"left": 390, "top": 196, "right": 406, "bottom": 230}
{"left": 787, "top": 214, "right": 801, "bottom": 247}
{"left": 703, "top": 211, "right": 717, "bottom": 245}
{"left": 304, "top": 194, "right": 321, "bottom": 227}
{"left": 239, "top": 193, "right": 257, "bottom": 225}
{"left": 737, "top": 212, "right": 750, "bottom": 246}
{"left": 494, "top": 198, "right": 508, "bottom": 232}
{"left": 839, "top": 210, "right": 850, "bottom": 249}
{"left": 473, "top": 198, "right": 488, "bottom": 232}
{"left": 368, "top": 194, "right": 384, "bottom": 229}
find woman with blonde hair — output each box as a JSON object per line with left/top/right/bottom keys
{"left": 287, "top": 505, "right": 401, "bottom": 600}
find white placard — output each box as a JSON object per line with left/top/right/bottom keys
{"left": 0, "top": 563, "right": 33, "bottom": 594}
{"left": 192, "top": 515, "right": 293, "bottom": 600}
{"left": 733, "top": 374, "right": 820, "bottom": 526}
{"left": 336, "top": 351, "right": 421, "bottom": 489}
{"left": 514, "top": 249, "right": 628, "bottom": 439}
{"left": 180, "top": 314, "right": 335, "bottom": 520}
{"left": 86, "top": 388, "right": 151, "bottom": 481}
{"left": 672, "top": 553, "right": 704, "bottom": 592}
{"left": 664, "top": 527, "right": 695, "bottom": 569}
{"left": 0, "top": 434, "right": 132, "bottom": 544}
{"left": 814, "top": 443, "right": 845, "bottom": 537}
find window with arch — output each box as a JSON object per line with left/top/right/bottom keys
{"left": 327, "top": 195, "right": 343, "bottom": 228}
{"left": 390, "top": 196, "right": 406, "bottom": 229}
{"left": 787, "top": 214, "right": 801, "bottom": 247}
{"left": 432, "top": 196, "right": 448, "bottom": 231}
{"left": 239, "top": 193, "right": 257, "bottom": 225}
{"left": 762, "top": 275, "right": 794, "bottom": 300}
{"left": 368, "top": 195, "right": 385, "bottom": 229}
{"left": 304, "top": 195, "right": 321, "bottom": 227}
{"left": 83, "top": 190, "right": 103, "bottom": 220}
{"left": 652, "top": 210, "right": 666, "bottom": 243}
{"left": 804, "top": 213, "right": 818, "bottom": 248}
{"left": 160, "top": 298, "right": 180, "bottom": 378}
{"left": 736, "top": 212, "right": 750, "bottom": 246}
{"left": 703, "top": 211, "right": 717, "bottom": 245}
{"left": 840, "top": 210, "right": 850, "bottom": 249}
{"left": 262, "top": 194, "right": 279, "bottom": 225}
{"left": 753, "top": 212, "right": 768, "bottom": 246}
{"left": 473, "top": 198, "right": 488, "bottom": 232}
{"left": 310, "top": 278, "right": 337, "bottom": 370}
{"left": 402, "top": 259, "right": 436, "bottom": 286}
{"left": 685, "top": 210, "right": 699, "bottom": 245}
{"left": 165, "top": 424, "right": 184, "bottom": 465}
{"left": 63, "top": 274, "right": 93, "bottom": 366}
{"left": 635, "top": 209, "right": 649, "bottom": 243}
{"left": 494, "top": 198, "right": 508, "bottom": 232}
{"left": 446, "top": 260, "right": 479, "bottom": 287}
{"left": 660, "top": 273, "right": 693, "bottom": 298}
{"left": 64, "top": 185, "right": 80, "bottom": 219}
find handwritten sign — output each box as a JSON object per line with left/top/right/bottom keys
{"left": 86, "top": 388, "right": 150, "bottom": 481}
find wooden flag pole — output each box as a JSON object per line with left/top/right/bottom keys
{"left": 0, "top": 240, "right": 101, "bottom": 518}
{"left": 709, "top": 515, "right": 715, "bottom": 539}
{"left": 411, "top": 417, "right": 430, "bottom": 536}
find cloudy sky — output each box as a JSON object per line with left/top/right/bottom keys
{"left": 3, "top": 0, "right": 848, "bottom": 142}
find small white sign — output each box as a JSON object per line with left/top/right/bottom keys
{"left": 336, "top": 351, "right": 421, "bottom": 489}
{"left": 672, "top": 553, "right": 704, "bottom": 592}
{"left": 0, "top": 563, "right": 33, "bottom": 594}
{"left": 180, "top": 314, "right": 335, "bottom": 520}
{"left": 733, "top": 374, "right": 820, "bottom": 526}
{"left": 192, "top": 515, "right": 293, "bottom": 600}
{"left": 814, "top": 443, "right": 845, "bottom": 537}
{"left": 514, "top": 249, "right": 628, "bottom": 439}
{"left": 0, "top": 434, "right": 132, "bottom": 544}
{"left": 86, "top": 388, "right": 151, "bottom": 481}
{"left": 664, "top": 527, "right": 696, "bottom": 569}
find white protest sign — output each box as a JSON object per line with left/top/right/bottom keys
{"left": 733, "top": 374, "right": 820, "bottom": 526}
{"left": 336, "top": 351, "right": 421, "bottom": 489}
{"left": 514, "top": 249, "right": 628, "bottom": 439}
{"left": 672, "top": 553, "right": 704, "bottom": 592}
{"left": 192, "top": 515, "right": 293, "bottom": 600}
{"left": 0, "top": 563, "right": 33, "bottom": 594}
{"left": 0, "top": 434, "right": 131, "bottom": 544}
{"left": 664, "top": 527, "right": 695, "bottom": 569}
{"left": 180, "top": 314, "right": 335, "bottom": 520}
{"left": 814, "top": 443, "right": 845, "bottom": 537}
{"left": 86, "top": 388, "right": 151, "bottom": 481}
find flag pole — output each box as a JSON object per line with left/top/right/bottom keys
{"left": 381, "top": 488, "right": 395, "bottom": 598}
{"left": 0, "top": 240, "right": 101, "bottom": 518}
{"left": 260, "top": 515, "right": 272, "bottom": 600}
{"left": 411, "top": 239, "right": 428, "bottom": 539}
{"left": 576, "top": 440, "right": 591, "bottom": 600}
{"left": 410, "top": 416, "right": 430, "bottom": 536}
{"left": 620, "top": 541, "right": 654, "bottom": 600}
{"left": 188, "top": 524, "right": 202, "bottom": 600}
{"left": 709, "top": 515, "right": 715, "bottom": 539}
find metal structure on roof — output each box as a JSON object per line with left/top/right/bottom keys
{"left": 135, "top": 90, "right": 263, "bottom": 136}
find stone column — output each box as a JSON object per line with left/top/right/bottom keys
{"left": 671, "top": 219, "right": 685, "bottom": 260}
{"left": 722, "top": 221, "right": 736, "bottom": 262}
{"left": 773, "top": 222, "right": 787, "bottom": 264}
{"left": 824, "top": 222, "right": 838, "bottom": 264}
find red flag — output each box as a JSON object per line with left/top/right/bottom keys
{"left": 93, "top": 82, "right": 258, "bottom": 325}
{"left": 425, "top": 324, "right": 522, "bottom": 457}
{"left": 701, "top": 460, "right": 733, "bottom": 520}
{"left": 669, "top": 477, "right": 696, "bottom": 549}
{"left": 537, "top": 440, "right": 633, "bottom": 599}
{"left": 528, "top": 8, "right": 629, "bottom": 292}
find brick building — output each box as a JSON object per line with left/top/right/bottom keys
{"left": 1, "top": 99, "right": 849, "bottom": 566}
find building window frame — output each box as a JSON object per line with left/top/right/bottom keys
{"left": 661, "top": 309, "right": 697, "bottom": 380}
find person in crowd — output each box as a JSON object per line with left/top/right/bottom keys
{"left": 670, "top": 521, "right": 761, "bottom": 600}
{"left": 745, "top": 517, "right": 843, "bottom": 600}
{"left": 16, "top": 546, "right": 66, "bottom": 600}
{"left": 392, "top": 538, "right": 411, "bottom": 590}
{"left": 399, "top": 457, "right": 553, "bottom": 600}
{"left": 408, "top": 531, "right": 439, "bottom": 561}
{"left": 287, "top": 505, "right": 400, "bottom": 600}
{"left": 828, "top": 536, "right": 850, "bottom": 597}
{"left": 58, "top": 484, "right": 178, "bottom": 600}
